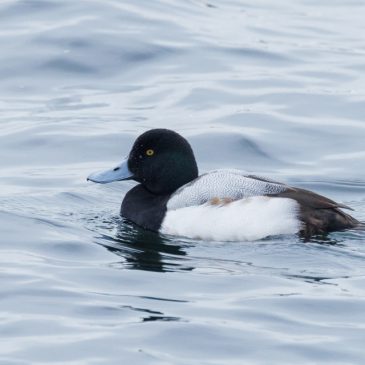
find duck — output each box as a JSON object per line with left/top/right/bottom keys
{"left": 87, "top": 128, "right": 360, "bottom": 241}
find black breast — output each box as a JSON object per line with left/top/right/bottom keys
{"left": 121, "top": 185, "right": 170, "bottom": 231}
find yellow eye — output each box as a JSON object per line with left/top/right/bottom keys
{"left": 146, "top": 149, "right": 154, "bottom": 156}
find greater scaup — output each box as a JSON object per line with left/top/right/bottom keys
{"left": 87, "top": 129, "right": 360, "bottom": 240}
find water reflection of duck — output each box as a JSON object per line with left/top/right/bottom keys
{"left": 99, "top": 220, "right": 190, "bottom": 272}
{"left": 88, "top": 129, "right": 360, "bottom": 241}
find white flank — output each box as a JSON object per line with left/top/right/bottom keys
{"left": 160, "top": 196, "right": 301, "bottom": 242}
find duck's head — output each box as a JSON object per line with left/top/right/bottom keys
{"left": 87, "top": 129, "right": 198, "bottom": 195}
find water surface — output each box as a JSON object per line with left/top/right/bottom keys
{"left": 1, "top": 0, "right": 365, "bottom": 364}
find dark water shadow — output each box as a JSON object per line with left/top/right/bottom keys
{"left": 302, "top": 225, "right": 365, "bottom": 246}
{"left": 302, "top": 234, "right": 343, "bottom": 246}
{"left": 120, "top": 304, "right": 184, "bottom": 323}
{"left": 97, "top": 219, "right": 193, "bottom": 273}
{"left": 284, "top": 273, "right": 348, "bottom": 285}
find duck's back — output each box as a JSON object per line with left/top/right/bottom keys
{"left": 166, "top": 169, "right": 288, "bottom": 210}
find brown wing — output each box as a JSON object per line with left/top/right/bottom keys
{"left": 270, "top": 187, "right": 359, "bottom": 238}
{"left": 271, "top": 186, "right": 354, "bottom": 211}
{"left": 245, "top": 175, "right": 354, "bottom": 210}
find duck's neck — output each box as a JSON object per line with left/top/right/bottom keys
{"left": 121, "top": 185, "right": 171, "bottom": 231}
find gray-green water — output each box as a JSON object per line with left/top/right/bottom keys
{"left": 1, "top": 1, "right": 365, "bottom": 364}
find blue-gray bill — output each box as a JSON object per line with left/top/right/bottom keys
{"left": 87, "top": 157, "right": 133, "bottom": 184}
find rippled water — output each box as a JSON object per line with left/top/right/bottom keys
{"left": 1, "top": 0, "right": 365, "bottom": 363}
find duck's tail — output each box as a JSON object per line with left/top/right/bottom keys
{"left": 270, "top": 187, "right": 361, "bottom": 238}
{"left": 352, "top": 221, "right": 365, "bottom": 231}
{"left": 300, "top": 207, "right": 360, "bottom": 238}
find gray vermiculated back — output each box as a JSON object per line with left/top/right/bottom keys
{"left": 167, "top": 169, "right": 288, "bottom": 210}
